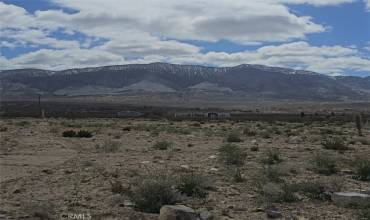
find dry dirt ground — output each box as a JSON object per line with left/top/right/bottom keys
{"left": 0, "top": 117, "right": 369, "bottom": 220}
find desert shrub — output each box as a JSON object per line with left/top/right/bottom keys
{"left": 321, "top": 136, "right": 348, "bottom": 151}
{"left": 76, "top": 130, "right": 93, "bottom": 138}
{"left": 259, "top": 130, "right": 272, "bottom": 139}
{"left": 311, "top": 154, "right": 338, "bottom": 175}
{"left": 355, "top": 114, "right": 363, "bottom": 136}
{"left": 243, "top": 127, "right": 257, "bottom": 136}
{"left": 295, "top": 181, "right": 330, "bottom": 201}
{"left": 62, "top": 130, "right": 77, "bottom": 137}
{"left": 218, "top": 144, "right": 246, "bottom": 166}
{"left": 177, "top": 172, "right": 209, "bottom": 198}
{"left": 231, "top": 167, "right": 244, "bottom": 182}
{"left": 153, "top": 141, "right": 172, "bottom": 150}
{"left": 262, "top": 149, "right": 283, "bottom": 165}
{"left": 355, "top": 159, "right": 370, "bottom": 181}
{"left": 226, "top": 131, "right": 242, "bottom": 142}
{"left": 129, "top": 173, "right": 179, "bottom": 213}
{"left": 354, "top": 137, "right": 370, "bottom": 145}
{"left": 122, "top": 126, "right": 131, "bottom": 131}
{"left": 262, "top": 182, "right": 299, "bottom": 203}
{"left": 251, "top": 145, "right": 259, "bottom": 151}
{"left": 15, "top": 121, "right": 30, "bottom": 126}
{"left": 101, "top": 140, "right": 120, "bottom": 153}
{"left": 264, "top": 165, "right": 285, "bottom": 183}
{"left": 359, "top": 208, "right": 370, "bottom": 220}
{"left": 110, "top": 179, "right": 125, "bottom": 194}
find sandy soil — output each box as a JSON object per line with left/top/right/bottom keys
{"left": 0, "top": 118, "right": 369, "bottom": 220}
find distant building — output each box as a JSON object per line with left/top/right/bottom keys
{"left": 174, "top": 111, "right": 230, "bottom": 119}
{"left": 117, "top": 111, "right": 144, "bottom": 118}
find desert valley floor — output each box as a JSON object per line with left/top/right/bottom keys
{"left": 0, "top": 117, "right": 369, "bottom": 219}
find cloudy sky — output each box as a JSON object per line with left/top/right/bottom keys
{"left": 1, "top": 0, "right": 370, "bottom": 76}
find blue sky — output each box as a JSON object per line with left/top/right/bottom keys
{"left": 0, "top": 0, "right": 369, "bottom": 76}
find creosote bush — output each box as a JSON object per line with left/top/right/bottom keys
{"left": 76, "top": 130, "right": 93, "bottom": 138}
{"left": 311, "top": 154, "right": 338, "bottom": 175}
{"left": 226, "top": 131, "right": 242, "bottom": 142}
{"left": 355, "top": 159, "right": 370, "bottom": 181}
{"left": 129, "top": 172, "right": 179, "bottom": 213}
{"left": 321, "top": 136, "right": 348, "bottom": 151}
{"left": 62, "top": 129, "right": 93, "bottom": 138}
{"left": 243, "top": 127, "right": 257, "bottom": 136}
{"left": 218, "top": 144, "right": 247, "bottom": 166}
{"left": 177, "top": 172, "right": 210, "bottom": 198}
{"left": 262, "top": 148, "right": 283, "bottom": 165}
{"left": 153, "top": 141, "right": 172, "bottom": 150}
{"left": 62, "top": 130, "right": 76, "bottom": 137}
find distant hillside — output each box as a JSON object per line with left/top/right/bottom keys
{"left": 1, "top": 63, "right": 369, "bottom": 101}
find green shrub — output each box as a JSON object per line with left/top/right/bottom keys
{"left": 226, "top": 132, "right": 242, "bottom": 142}
{"left": 218, "top": 144, "right": 246, "bottom": 166}
{"left": 232, "top": 167, "right": 244, "bottom": 183}
{"left": 355, "top": 159, "right": 370, "bottom": 181}
{"left": 321, "top": 136, "right": 348, "bottom": 151}
{"left": 295, "top": 181, "right": 330, "bottom": 201}
{"left": 264, "top": 165, "right": 285, "bottom": 183}
{"left": 262, "top": 149, "right": 283, "bottom": 165}
{"left": 243, "top": 127, "right": 257, "bottom": 136}
{"left": 177, "top": 172, "right": 209, "bottom": 198}
{"left": 62, "top": 130, "right": 77, "bottom": 137}
{"left": 129, "top": 173, "right": 179, "bottom": 213}
{"left": 311, "top": 154, "right": 338, "bottom": 175}
{"left": 76, "top": 130, "right": 93, "bottom": 138}
{"left": 15, "top": 121, "right": 30, "bottom": 126}
{"left": 153, "top": 141, "right": 172, "bottom": 150}
{"left": 262, "top": 182, "right": 299, "bottom": 203}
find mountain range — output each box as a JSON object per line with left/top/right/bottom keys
{"left": 1, "top": 63, "right": 369, "bottom": 101}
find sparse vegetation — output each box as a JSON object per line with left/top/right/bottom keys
{"left": 177, "top": 172, "right": 209, "bottom": 198}
{"left": 321, "top": 136, "right": 348, "bottom": 151}
{"left": 262, "top": 148, "right": 283, "bottom": 165}
{"left": 62, "top": 130, "right": 77, "bottom": 137}
{"left": 355, "top": 114, "right": 363, "bottom": 136}
{"left": 129, "top": 172, "right": 179, "bottom": 213}
{"left": 218, "top": 144, "right": 246, "bottom": 166}
{"left": 355, "top": 158, "right": 370, "bottom": 181}
{"left": 153, "top": 141, "right": 172, "bottom": 150}
{"left": 311, "top": 153, "right": 338, "bottom": 175}
{"left": 62, "top": 129, "right": 93, "bottom": 138}
{"left": 225, "top": 131, "right": 242, "bottom": 142}
{"left": 243, "top": 127, "right": 257, "bottom": 136}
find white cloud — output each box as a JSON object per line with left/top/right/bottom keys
{"left": 365, "top": 0, "right": 370, "bottom": 10}
{"left": 169, "top": 42, "right": 370, "bottom": 75}
{"left": 0, "top": 1, "right": 369, "bottom": 76}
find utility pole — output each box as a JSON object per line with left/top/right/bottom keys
{"left": 38, "top": 94, "right": 45, "bottom": 118}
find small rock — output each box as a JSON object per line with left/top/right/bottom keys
{"left": 208, "top": 155, "right": 217, "bottom": 159}
{"left": 332, "top": 192, "right": 370, "bottom": 208}
{"left": 287, "top": 136, "right": 303, "bottom": 144}
{"left": 339, "top": 169, "right": 354, "bottom": 175}
{"left": 140, "top": 161, "right": 150, "bottom": 164}
{"left": 361, "top": 188, "right": 370, "bottom": 195}
{"left": 266, "top": 207, "right": 282, "bottom": 219}
{"left": 42, "top": 169, "right": 53, "bottom": 174}
{"left": 199, "top": 210, "right": 214, "bottom": 220}
{"left": 159, "top": 205, "right": 198, "bottom": 220}
{"left": 180, "top": 165, "right": 190, "bottom": 170}
{"left": 209, "top": 168, "right": 218, "bottom": 172}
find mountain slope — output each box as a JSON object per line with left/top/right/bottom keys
{"left": 1, "top": 63, "right": 369, "bottom": 101}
